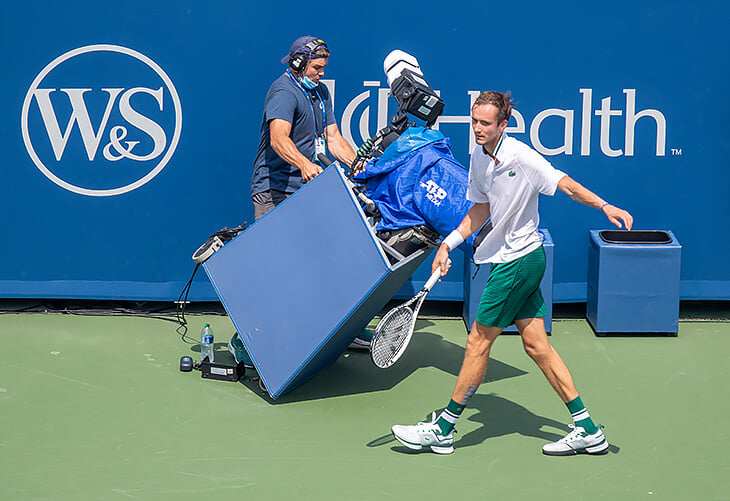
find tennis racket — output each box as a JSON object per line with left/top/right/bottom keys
{"left": 370, "top": 259, "right": 450, "bottom": 368}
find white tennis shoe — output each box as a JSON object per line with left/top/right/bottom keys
{"left": 391, "top": 412, "right": 454, "bottom": 454}
{"left": 542, "top": 424, "right": 609, "bottom": 456}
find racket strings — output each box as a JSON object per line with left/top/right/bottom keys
{"left": 371, "top": 307, "right": 413, "bottom": 366}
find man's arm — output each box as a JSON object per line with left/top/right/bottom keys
{"left": 325, "top": 123, "right": 357, "bottom": 168}
{"left": 432, "top": 202, "right": 491, "bottom": 276}
{"left": 557, "top": 175, "right": 633, "bottom": 230}
{"left": 269, "top": 118, "right": 322, "bottom": 182}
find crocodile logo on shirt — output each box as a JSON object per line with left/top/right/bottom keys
{"left": 508, "top": 171, "right": 516, "bottom": 177}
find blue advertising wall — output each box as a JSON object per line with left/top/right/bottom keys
{"left": 1, "top": 1, "right": 728, "bottom": 302}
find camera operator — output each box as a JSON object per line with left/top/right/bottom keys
{"left": 250, "top": 36, "right": 357, "bottom": 221}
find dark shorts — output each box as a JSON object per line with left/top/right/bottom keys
{"left": 252, "top": 189, "right": 289, "bottom": 221}
{"left": 476, "top": 245, "right": 547, "bottom": 328}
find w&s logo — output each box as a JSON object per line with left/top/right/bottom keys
{"left": 21, "top": 45, "right": 182, "bottom": 196}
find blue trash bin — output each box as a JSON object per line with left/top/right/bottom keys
{"left": 587, "top": 230, "right": 681, "bottom": 334}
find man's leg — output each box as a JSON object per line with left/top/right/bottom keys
{"left": 390, "top": 321, "right": 502, "bottom": 454}
{"left": 514, "top": 317, "right": 578, "bottom": 402}
{"left": 515, "top": 317, "right": 609, "bottom": 455}
{"left": 434, "top": 321, "right": 503, "bottom": 434}
{"left": 451, "top": 322, "right": 502, "bottom": 404}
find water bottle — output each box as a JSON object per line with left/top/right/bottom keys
{"left": 200, "top": 324, "right": 214, "bottom": 363}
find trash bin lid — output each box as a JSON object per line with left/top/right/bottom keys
{"left": 599, "top": 230, "right": 672, "bottom": 244}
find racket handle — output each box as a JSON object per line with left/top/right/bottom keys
{"left": 424, "top": 258, "right": 451, "bottom": 291}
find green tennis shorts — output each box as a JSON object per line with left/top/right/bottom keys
{"left": 476, "top": 245, "right": 547, "bottom": 328}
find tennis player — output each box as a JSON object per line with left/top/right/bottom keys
{"left": 391, "top": 91, "right": 633, "bottom": 455}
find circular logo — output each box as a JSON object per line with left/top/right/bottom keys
{"left": 21, "top": 44, "right": 182, "bottom": 196}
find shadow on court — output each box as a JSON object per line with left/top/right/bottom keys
{"left": 238, "top": 319, "right": 528, "bottom": 404}
{"left": 460, "top": 393, "right": 568, "bottom": 445}
{"left": 370, "top": 393, "right": 621, "bottom": 455}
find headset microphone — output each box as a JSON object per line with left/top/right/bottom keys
{"left": 289, "top": 38, "right": 328, "bottom": 73}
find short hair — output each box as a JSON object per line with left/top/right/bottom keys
{"left": 473, "top": 91, "right": 515, "bottom": 124}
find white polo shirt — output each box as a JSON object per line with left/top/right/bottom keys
{"left": 467, "top": 133, "right": 566, "bottom": 264}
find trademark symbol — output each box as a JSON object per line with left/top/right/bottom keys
{"left": 671, "top": 148, "right": 682, "bottom": 156}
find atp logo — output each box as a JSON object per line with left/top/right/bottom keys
{"left": 21, "top": 44, "right": 182, "bottom": 196}
{"left": 421, "top": 180, "right": 447, "bottom": 207}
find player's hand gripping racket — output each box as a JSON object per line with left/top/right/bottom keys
{"left": 370, "top": 259, "right": 451, "bottom": 368}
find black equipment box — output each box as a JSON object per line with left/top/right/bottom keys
{"left": 199, "top": 361, "right": 246, "bottom": 382}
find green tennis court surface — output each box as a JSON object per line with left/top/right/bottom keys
{"left": 1, "top": 303, "right": 728, "bottom": 500}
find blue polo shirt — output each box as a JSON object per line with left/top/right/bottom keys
{"left": 251, "top": 72, "right": 335, "bottom": 196}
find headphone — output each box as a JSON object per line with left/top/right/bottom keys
{"left": 289, "top": 38, "right": 328, "bottom": 74}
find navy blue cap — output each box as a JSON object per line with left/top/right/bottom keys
{"left": 281, "top": 36, "right": 328, "bottom": 64}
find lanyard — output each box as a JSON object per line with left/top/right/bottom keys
{"left": 286, "top": 70, "right": 326, "bottom": 138}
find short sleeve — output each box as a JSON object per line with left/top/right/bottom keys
{"left": 518, "top": 146, "right": 566, "bottom": 196}
{"left": 265, "top": 88, "right": 297, "bottom": 124}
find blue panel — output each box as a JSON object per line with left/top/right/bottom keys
{"left": 0, "top": 1, "right": 728, "bottom": 302}
{"left": 278, "top": 249, "right": 430, "bottom": 396}
{"left": 203, "top": 166, "right": 430, "bottom": 398}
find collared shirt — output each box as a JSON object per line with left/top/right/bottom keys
{"left": 467, "top": 132, "right": 566, "bottom": 264}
